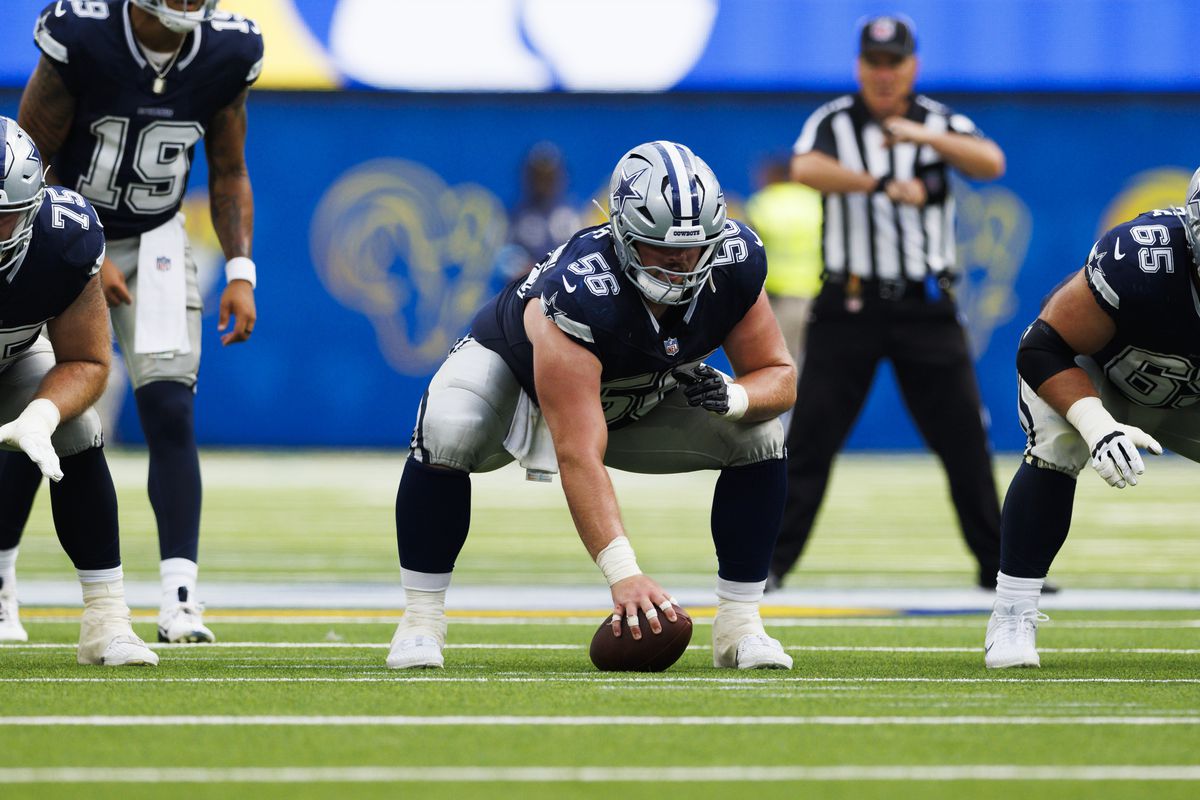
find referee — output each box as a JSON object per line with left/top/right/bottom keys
{"left": 770, "top": 16, "right": 1008, "bottom": 590}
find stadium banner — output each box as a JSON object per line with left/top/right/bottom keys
{"left": 0, "top": 89, "right": 1193, "bottom": 450}
{"left": 1, "top": 0, "right": 1198, "bottom": 93}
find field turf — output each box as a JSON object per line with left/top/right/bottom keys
{"left": 2, "top": 451, "right": 1198, "bottom": 796}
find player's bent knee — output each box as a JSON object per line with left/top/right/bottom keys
{"left": 411, "top": 387, "right": 512, "bottom": 472}
{"left": 721, "top": 417, "right": 786, "bottom": 467}
{"left": 49, "top": 407, "right": 104, "bottom": 457}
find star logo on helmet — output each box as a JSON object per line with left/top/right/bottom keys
{"left": 611, "top": 167, "right": 648, "bottom": 215}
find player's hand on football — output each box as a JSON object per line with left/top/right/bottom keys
{"left": 218, "top": 280, "right": 256, "bottom": 346}
{"left": 99, "top": 255, "right": 132, "bottom": 307}
{"left": 0, "top": 399, "right": 63, "bottom": 482}
{"left": 672, "top": 363, "right": 730, "bottom": 415}
{"left": 1088, "top": 425, "right": 1162, "bottom": 488}
{"left": 609, "top": 574, "right": 678, "bottom": 641}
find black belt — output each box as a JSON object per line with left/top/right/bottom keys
{"left": 824, "top": 274, "right": 955, "bottom": 302}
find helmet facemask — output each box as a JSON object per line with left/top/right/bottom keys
{"left": 609, "top": 141, "right": 729, "bottom": 306}
{"left": 131, "top": 0, "right": 220, "bottom": 33}
{"left": 0, "top": 118, "right": 46, "bottom": 277}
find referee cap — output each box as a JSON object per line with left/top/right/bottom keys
{"left": 859, "top": 15, "right": 916, "bottom": 57}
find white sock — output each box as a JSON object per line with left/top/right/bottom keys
{"left": 0, "top": 546, "right": 18, "bottom": 592}
{"left": 160, "top": 557, "right": 198, "bottom": 606}
{"left": 996, "top": 572, "right": 1044, "bottom": 607}
{"left": 716, "top": 577, "right": 766, "bottom": 604}
{"left": 78, "top": 566, "right": 125, "bottom": 604}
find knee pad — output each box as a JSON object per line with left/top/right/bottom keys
{"left": 1018, "top": 380, "right": 1087, "bottom": 476}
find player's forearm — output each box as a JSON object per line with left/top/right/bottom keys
{"left": 928, "top": 134, "right": 1005, "bottom": 180}
{"left": 32, "top": 361, "right": 108, "bottom": 422}
{"left": 209, "top": 173, "right": 254, "bottom": 260}
{"left": 791, "top": 153, "right": 875, "bottom": 194}
{"left": 736, "top": 364, "right": 797, "bottom": 423}
{"left": 1036, "top": 367, "right": 1100, "bottom": 420}
{"left": 557, "top": 450, "right": 627, "bottom": 560}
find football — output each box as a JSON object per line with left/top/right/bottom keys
{"left": 589, "top": 604, "right": 693, "bottom": 672}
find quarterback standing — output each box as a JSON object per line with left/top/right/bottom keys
{"left": 0, "top": 0, "right": 262, "bottom": 644}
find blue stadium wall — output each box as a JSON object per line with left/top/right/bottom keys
{"left": 2, "top": 89, "right": 1192, "bottom": 450}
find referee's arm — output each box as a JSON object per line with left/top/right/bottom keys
{"left": 884, "top": 118, "right": 1005, "bottom": 180}
{"left": 790, "top": 151, "right": 876, "bottom": 193}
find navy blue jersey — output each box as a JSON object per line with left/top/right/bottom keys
{"left": 1083, "top": 208, "right": 1200, "bottom": 409}
{"left": 471, "top": 220, "right": 767, "bottom": 427}
{"left": 33, "top": 1, "right": 263, "bottom": 240}
{"left": 0, "top": 187, "right": 105, "bottom": 368}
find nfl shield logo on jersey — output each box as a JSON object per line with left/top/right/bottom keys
{"left": 663, "top": 337, "right": 679, "bottom": 356}
{"left": 156, "top": 256, "right": 171, "bottom": 272}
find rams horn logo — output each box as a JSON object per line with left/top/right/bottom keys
{"left": 310, "top": 159, "right": 506, "bottom": 376}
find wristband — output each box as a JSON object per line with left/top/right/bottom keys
{"left": 723, "top": 382, "right": 749, "bottom": 422}
{"left": 1065, "top": 396, "right": 1116, "bottom": 449}
{"left": 225, "top": 256, "right": 257, "bottom": 289}
{"left": 595, "top": 536, "right": 642, "bottom": 586}
{"left": 23, "top": 398, "right": 61, "bottom": 434}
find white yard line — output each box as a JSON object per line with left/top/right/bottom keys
{"left": 2, "top": 675, "right": 1200, "bottom": 685}
{"left": 1, "top": 715, "right": 1199, "bottom": 727}
{"left": 5, "top": 642, "right": 1200, "bottom": 655}
{"left": 2, "top": 765, "right": 1200, "bottom": 783}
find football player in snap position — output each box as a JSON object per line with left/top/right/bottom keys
{"left": 0, "top": 0, "right": 263, "bottom": 645}
{"left": 0, "top": 117, "right": 157, "bottom": 665}
{"left": 984, "top": 167, "right": 1200, "bottom": 668}
{"left": 389, "top": 141, "right": 796, "bottom": 670}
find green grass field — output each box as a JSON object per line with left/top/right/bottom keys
{"left": 2, "top": 450, "right": 1199, "bottom": 796}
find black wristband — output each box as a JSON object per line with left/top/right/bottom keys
{"left": 873, "top": 173, "right": 894, "bottom": 193}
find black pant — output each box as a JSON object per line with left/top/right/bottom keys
{"left": 771, "top": 282, "right": 1002, "bottom": 584}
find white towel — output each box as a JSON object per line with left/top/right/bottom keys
{"left": 133, "top": 215, "right": 190, "bottom": 356}
{"left": 503, "top": 389, "right": 559, "bottom": 478}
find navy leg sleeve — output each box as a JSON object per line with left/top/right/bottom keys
{"left": 135, "top": 381, "right": 201, "bottom": 562}
{"left": 998, "top": 461, "right": 1076, "bottom": 579}
{"left": 48, "top": 447, "right": 121, "bottom": 570}
{"left": 713, "top": 457, "right": 787, "bottom": 582}
{"left": 395, "top": 457, "right": 471, "bottom": 574}
{"left": 0, "top": 451, "right": 43, "bottom": 550}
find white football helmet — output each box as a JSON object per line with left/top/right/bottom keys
{"left": 609, "top": 141, "right": 729, "bottom": 305}
{"left": 1185, "top": 166, "right": 1200, "bottom": 266}
{"left": 131, "top": 0, "right": 220, "bottom": 34}
{"left": 0, "top": 116, "right": 46, "bottom": 276}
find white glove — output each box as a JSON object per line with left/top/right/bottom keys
{"left": 1066, "top": 396, "right": 1162, "bottom": 488}
{"left": 0, "top": 398, "right": 64, "bottom": 482}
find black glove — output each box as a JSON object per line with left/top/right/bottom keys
{"left": 672, "top": 364, "right": 729, "bottom": 415}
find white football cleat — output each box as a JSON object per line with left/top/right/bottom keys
{"left": 712, "top": 605, "right": 792, "bottom": 670}
{"left": 0, "top": 582, "right": 29, "bottom": 642}
{"left": 386, "top": 615, "right": 446, "bottom": 669}
{"left": 158, "top": 588, "right": 215, "bottom": 643}
{"left": 78, "top": 598, "right": 158, "bottom": 667}
{"left": 985, "top": 599, "right": 1048, "bottom": 669}
{"left": 734, "top": 634, "right": 793, "bottom": 670}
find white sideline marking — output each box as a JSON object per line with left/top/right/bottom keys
{"left": 2, "top": 765, "right": 1200, "bottom": 783}
{"left": 1, "top": 715, "right": 1198, "bottom": 727}
{"left": 16, "top": 615, "right": 1200, "bottom": 629}
{"left": 6, "top": 642, "right": 1200, "bottom": 656}
{"left": 2, "top": 676, "right": 1200, "bottom": 685}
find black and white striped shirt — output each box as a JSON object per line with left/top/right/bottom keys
{"left": 794, "top": 93, "right": 983, "bottom": 283}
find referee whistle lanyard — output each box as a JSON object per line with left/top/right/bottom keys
{"left": 845, "top": 275, "right": 864, "bottom": 313}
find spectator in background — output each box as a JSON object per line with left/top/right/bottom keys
{"left": 745, "top": 155, "right": 823, "bottom": 374}
{"left": 501, "top": 142, "right": 582, "bottom": 279}
{"left": 770, "top": 15, "right": 1009, "bottom": 592}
